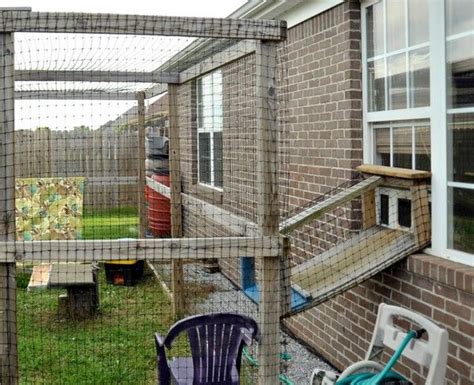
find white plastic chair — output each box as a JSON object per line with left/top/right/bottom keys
{"left": 310, "top": 303, "right": 448, "bottom": 385}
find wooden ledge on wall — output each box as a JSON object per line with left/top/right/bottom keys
{"left": 357, "top": 164, "right": 431, "bottom": 180}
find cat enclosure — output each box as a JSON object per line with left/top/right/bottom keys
{"left": 0, "top": 8, "right": 431, "bottom": 385}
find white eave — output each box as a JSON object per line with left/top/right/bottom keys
{"left": 231, "top": 0, "right": 346, "bottom": 28}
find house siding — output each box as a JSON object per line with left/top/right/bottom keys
{"left": 175, "top": 1, "right": 473, "bottom": 384}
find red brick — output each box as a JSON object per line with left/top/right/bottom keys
{"left": 446, "top": 300, "right": 472, "bottom": 321}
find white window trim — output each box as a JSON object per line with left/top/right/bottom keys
{"left": 196, "top": 70, "right": 223, "bottom": 191}
{"left": 362, "top": 0, "right": 473, "bottom": 266}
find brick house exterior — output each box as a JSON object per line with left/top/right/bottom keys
{"left": 175, "top": 1, "right": 474, "bottom": 384}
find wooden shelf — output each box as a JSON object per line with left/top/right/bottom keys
{"left": 357, "top": 164, "right": 431, "bottom": 180}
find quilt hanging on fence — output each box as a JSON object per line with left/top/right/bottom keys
{"left": 15, "top": 177, "right": 85, "bottom": 240}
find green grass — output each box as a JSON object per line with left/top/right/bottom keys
{"left": 82, "top": 207, "right": 139, "bottom": 239}
{"left": 17, "top": 270, "right": 178, "bottom": 385}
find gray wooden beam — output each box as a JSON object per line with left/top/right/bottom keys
{"left": 0, "top": 11, "right": 287, "bottom": 41}
{"left": 178, "top": 40, "right": 256, "bottom": 84}
{"left": 15, "top": 90, "right": 138, "bottom": 100}
{"left": 15, "top": 70, "right": 179, "bottom": 84}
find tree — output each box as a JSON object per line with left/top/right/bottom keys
{"left": 73, "top": 125, "right": 91, "bottom": 133}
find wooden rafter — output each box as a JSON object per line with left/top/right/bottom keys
{"left": 0, "top": 11, "right": 287, "bottom": 41}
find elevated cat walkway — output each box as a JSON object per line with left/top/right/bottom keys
{"left": 281, "top": 165, "right": 431, "bottom": 317}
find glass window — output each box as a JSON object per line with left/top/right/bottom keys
{"left": 446, "top": 0, "right": 474, "bottom": 37}
{"left": 373, "top": 121, "right": 430, "bottom": 170}
{"left": 365, "top": 0, "right": 430, "bottom": 112}
{"left": 409, "top": 47, "right": 430, "bottom": 108}
{"left": 375, "top": 126, "right": 390, "bottom": 166}
{"left": 447, "top": 35, "right": 474, "bottom": 109}
{"left": 368, "top": 59, "right": 386, "bottom": 111}
{"left": 196, "top": 71, "right": 223, "bottom": 188}
{"left": 408, "top": 0, "right": 429, "bottom": 46}
{"left": 449, "top": 187, "right": 474, "bottom": 254}
{"left": 366, "top": 1, "right": 384, "bottom": 58}
{"left": 386, "top": 0, "right": 405, "bottom": 53}
{"left": 448, "top": 113, "right": 474, "bottom": 184}
{"left": 393, "top": 126, "right": 412, "bottom": 169}
{"left": 388, "top": 53, "right": 407, "bottom": 110}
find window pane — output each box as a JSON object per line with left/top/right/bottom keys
{"left": 449, "top": 113, "right": 474, "bottom": 184}
{"left": 388, "top": 53, "right": 407, "bottom": 110}
{"left": 375, "top": 127, "right": 391, "bottom": 166}
{"left": 415, "top": 125, "right": 431, "bottom": 171}
{"left": 447, "top": 35, "right": 474, "bottom": 109}
{"left": 366, "top": 2, "right": 384, "bottom": 58}
{"left": 198, "top": 132, "right": 211, "bottom": 184}
{"left": 213, "top": 131, "right": 223, "bottom": 188}
{"left": 368, "top": 59, "right": 386, "bottom": 111}
{"left": 409, "top": 47, "right": 430, "bottom": 107}
{"left": 408, "top": 0, "right": 429, "bottom": 45}
{"left": 446, "top": 0, "right": 474, "bottom": 37}
{"left": 393, "top": 126, "right": 412, "bottom": 169}
{"left": 449, "top": 187, "right": 474, "bottom": 254}
{"left": 386, "top": 0, "right": 406, "bottom": 52}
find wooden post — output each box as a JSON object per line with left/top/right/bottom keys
{"left": 0, "top": 32, "right": 18, "bottom": 385}
{"left": 361, "top": 189, "right": 377, "bottom": 230}
{"left": 256, "top": 40, "right": 280, "bottom": 385}
{"left": 168, "top": 84, "right": 185, "bottom": 318}
{"left": 136, "top": 92, "right": 147, "bottom": 237}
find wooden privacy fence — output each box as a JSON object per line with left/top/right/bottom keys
{"left": 15, "top": 129, "right": 139, "bottom": 209}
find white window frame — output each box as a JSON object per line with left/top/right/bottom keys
{"left": 196, "top": 70, "right": 223, "bottom": 190}
{"left": 362, "top": 0, "right": 473, "bottom": 266}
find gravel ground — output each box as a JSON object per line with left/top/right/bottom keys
{"left": 162, "top": 263, "right": 336, "bottom": 385}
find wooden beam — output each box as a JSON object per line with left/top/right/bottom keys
{"left": 256, "top": 40, "right": 280, "bottom": 385}
{"left": 15, "top": 70, "right": 179, "bottom": 84}
{"left": 178, "top": 40, "right": 256, "bottom": 84}
{"left": 0, "top": 12, "right": 287, "bottom": 41}
{"left": 86, "top": 176, "right": 138, "bottom": 185}
{"left": 144, "top": 83, "right": 168, "bottom": 99}
{"left": 0, "top": 237, "right": 281, "bottom": 263}
{"left": 279, "top": 176, "right": 383, "bottom": 234}
{"left": 357, "top": 164, "right": 431, "bottom": 179}
{"left": 15, "top": 90, "right": 138, "bottom": 100}
{"left": 0, "top": 31, "right": 18, "bottom": 385}
{"left": 168, "top": 83, "right": 185, "bottom": 317}
{"left": 136, "top": 92, "right": 146, "bottom": 238}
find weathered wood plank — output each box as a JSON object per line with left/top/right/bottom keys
{"left": 168, "top": 84, "right": 185, "bottom": 317}
{"left": 288, "top": 227, "right": 419, "bottom": 317}
{"left": 357, "top": 164, "right": 431, "bottom": 179}
{"left": 256, "top": 40, "right": 280, "bottom": 385}
{"left": 0, "top": 12, "right": 287, "bottom": 41}
{"left": 15, "top": 90, "right": 137, "bottom": 100}
{"left": 0, "top": 237, "right": 281, "bottom": 262}
{"left": 136, "top": 92, "right": 146, "bottom": 238}
{"left": 178, "top": 40, "right": 256, "bottom": 84}
{"left": 279, "top": 176, "right": 383, "bottom": 234}
{"left": 15, "top": 70, "right": 179, "bottom": 84}
{"left": 0, "top": 31, "right": 18, "bottom": 385}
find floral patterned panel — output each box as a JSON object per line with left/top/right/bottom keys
{"left": 16, "top": 178, "right": 85, "bottom": 240}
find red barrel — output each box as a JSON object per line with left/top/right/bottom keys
{"left": 147, "top": 173, "right": 171, "bottom": 237}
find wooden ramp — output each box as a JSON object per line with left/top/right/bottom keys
{"left": 286, "top": 226, "right": 423, "bottom": 316}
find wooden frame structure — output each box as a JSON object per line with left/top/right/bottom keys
{"left": 0, "top": 9, "right": 287, "bottom": 385}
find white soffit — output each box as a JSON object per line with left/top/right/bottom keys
{"left": 250, "top": 0, "right": 345, "bottom": 28}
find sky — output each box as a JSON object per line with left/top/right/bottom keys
{"left": 4, "top": 0, "right": 248, "bottom": 130}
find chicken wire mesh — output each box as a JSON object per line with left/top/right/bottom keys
{"left": 0, "top": 9, "right": 434, "bottom": 385}
{"left": 0, "top": 11, "right": 290, "bottom": 385}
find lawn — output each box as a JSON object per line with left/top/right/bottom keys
{"left": 17, "top": 206, "right": 169, "bottom": 384}
{"left": 17, "top": 270, "right": 176, "bottom": 385}
{"left": 82, "top": 206, "right": 139, "bottom": 240}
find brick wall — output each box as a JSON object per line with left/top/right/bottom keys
{"left": 284, "top": 254, "right": 474, "bottom": 385}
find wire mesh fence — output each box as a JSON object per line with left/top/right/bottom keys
{"left": 0, "top": 9, "right": 434, "bottom": 385}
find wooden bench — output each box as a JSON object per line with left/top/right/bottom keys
{"left": 28, "top": 263, "right": 99, "bottom": 319}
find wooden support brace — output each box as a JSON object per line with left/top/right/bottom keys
{"left": 0, "top": 31, "right": 18, "bottom": 385}
{"left": 168, "top": 84, "right": 185, "bottom": 318}
{"left": 136, "top": 92, "right": 147, "bottom": 238}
